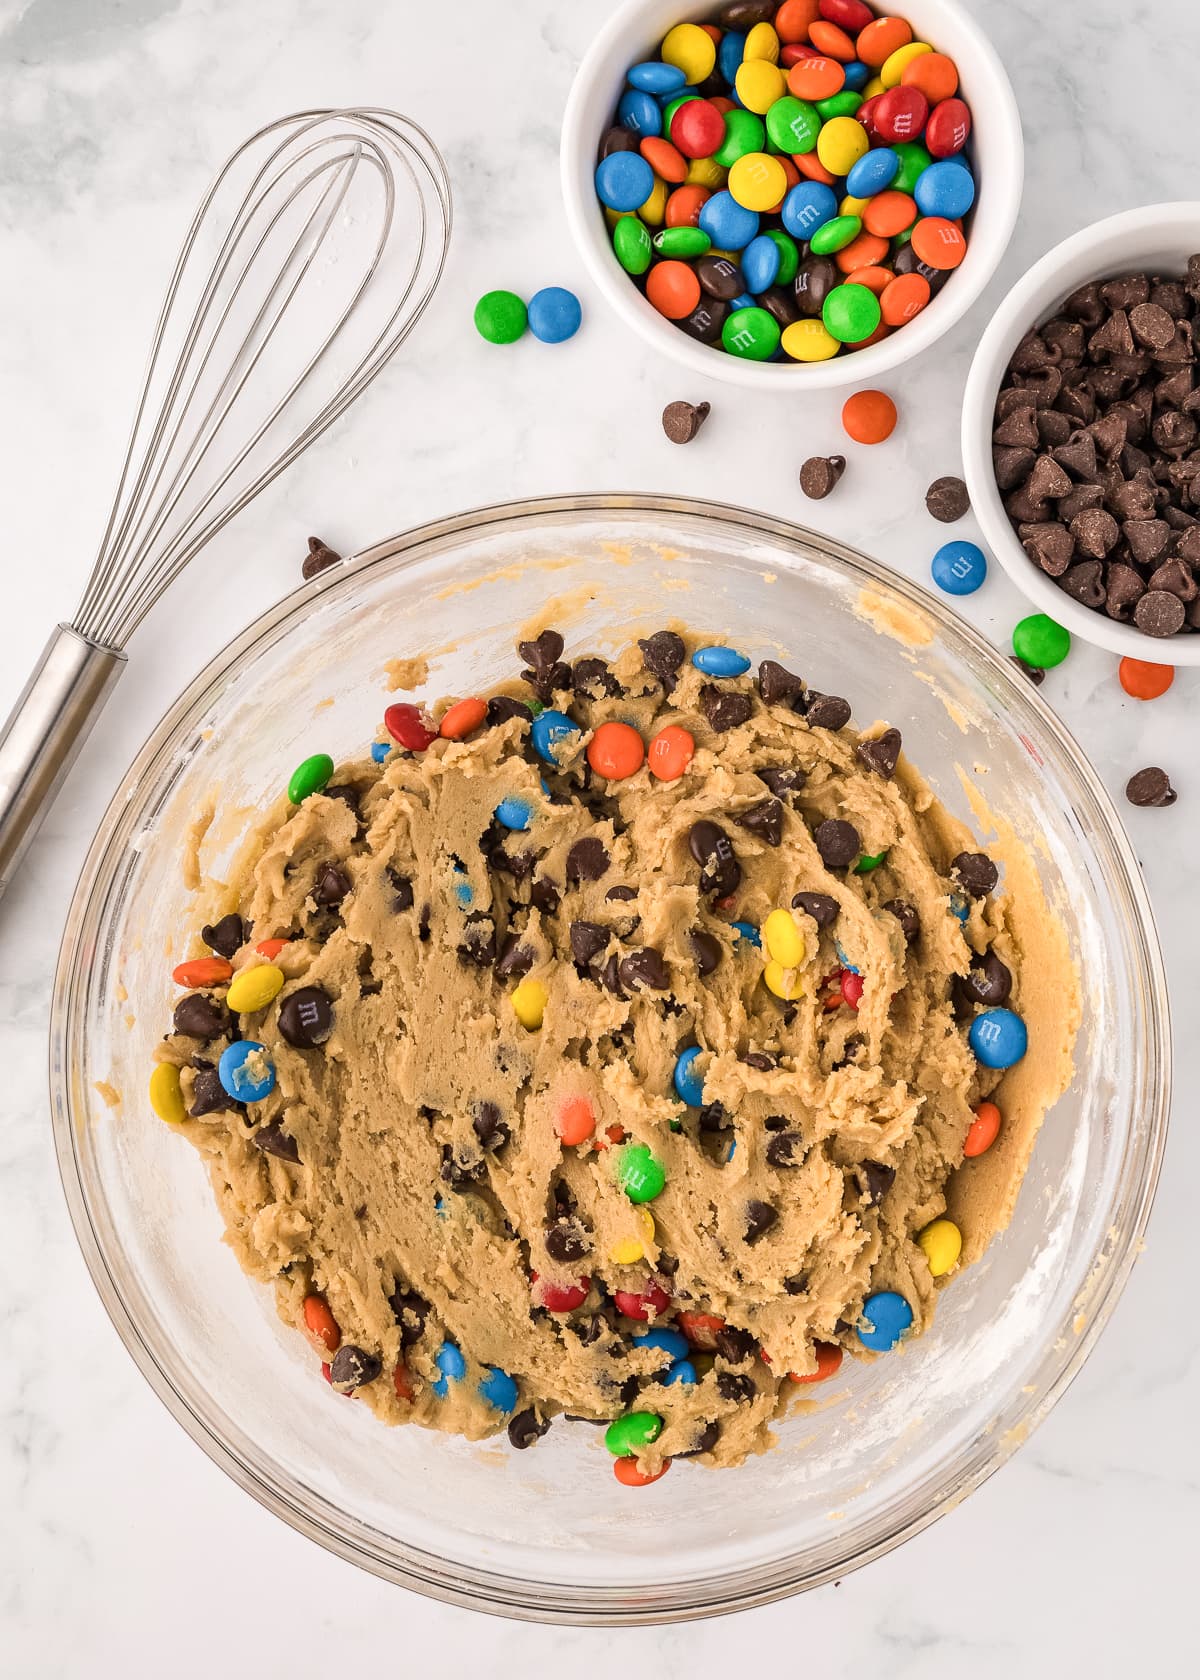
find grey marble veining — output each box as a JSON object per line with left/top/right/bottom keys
{"left": 1, "top": 0, "right": 1196, "bottom": 1671}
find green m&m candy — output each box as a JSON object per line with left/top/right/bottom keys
{"left": 715, "top": 108, "right": 766, "bottom": 167}
{"left": 474, "top": 289, "right": 527, "bottom": 344}
{"left": 613, "top": 216, "right": 653, "bottom": 275}
{"left": 662, "top": 92, "right": 701, "bottom": 133}
{"left": 816, "top": 90, "right": 863, "bottom": 121}
{"left": 722, "top": 305, "right": 781, "bottom": 360}
{"left": 605, "top": 1410, "right": 663, "bottom": 1457}
{"left": 809, "top": 215, "right": 862, "bottom": 256}
{"left": 617, "top": 1142, "right": 666, "bottom": 1203}
{"left": 654, "top": 226, "right": 711, "bottom": 258}
{"left": 764, "top": 229, "right": 800, "bottom": 286}
{"left": 1012, "top": 613, "right": 1071, "bottom": 669}
{"left": 765, "top": 95, "right": 819, "bottom": 156}
{"left": 892, "top": 141, "right": 933, "bottom": 195}
{"left": 287, "top": 752, "right": 333, "bottom": 805}
{"left": 855, "top": 849, "right": 888, "bottom": 874}
{"left": 822, "top": 282, "right": 881, "bottom": 344}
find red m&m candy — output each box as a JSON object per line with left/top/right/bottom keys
{"left": 613, "top": 1278, "right": 672, "bottom": 1321}
{"left": 926, "top": 96, "right": 972, "bottom": 158}
{"left": 587, "top": 719, "right": 646, "bottom": 778}
{"left": 670, "top": 98, "right": 725, "bottom": 159}
{"left": 873, "top": 85, "right": 929, "bottom": 144}
{"left": 385, "top": 702, "right": 438, "bottom": 751}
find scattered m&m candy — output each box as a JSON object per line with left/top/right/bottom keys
{"left": 931, "top": 538, "right": 987, "bottom": 595}
{"left": 968, "top": 1007, "right": 1028, "bottom": 1069}
{"left": 218, "top": 1040, "right": 276, "bottom": 1103}
{"left": 857, "top": 1289, "right": 913, "bottom": 1350}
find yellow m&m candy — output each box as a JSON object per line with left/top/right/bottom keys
{"left": 149, "top": 1062, "right": 186, "bottom": 1124}
{"left": 226, "top": 963, "right": 285, "bottom": 1014}
{"left": 782, "top": 319, "right": 840, "bottom": 362}
{"left": 918, "top": 1218, "right": 962, "bottom": 1277}
{"left": 661, "top": 22, "right": 716, "bottom": 85}
{"left": 512, "top": 978, "right": 548, "bottom": 1029}
{"left": 728, "top": 152, "right": 788, "bottom": 213}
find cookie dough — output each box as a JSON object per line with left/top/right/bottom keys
{"left": 154, "top": 626, "right": 1076, "bottom": 1473}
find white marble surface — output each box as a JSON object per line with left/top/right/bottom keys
{"left": 1, "top": 0, "right": 1196, "bottom": 1670}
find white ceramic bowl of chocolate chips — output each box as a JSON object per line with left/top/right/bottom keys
{"left": 962, "top": 201, "right": 1200, "bottom": 664}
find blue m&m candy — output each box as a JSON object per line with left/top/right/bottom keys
{"left": 843, "top": 60, "right": 870, "bottom": 90}
{"left": 596, "top": 151, "right": 654, "bottom": 212}
{"left": 698, "top": 189, "right": 760, "bottom": 251}
{"left": 969, "top": 1008, "right": 1028, "bottom": 1069}
{"left": 674, "top": 1045, "right": 706, "bottom": 1107}
{"left": 846, "top": 146, "right": 900, "bottom": 198}
{"left": 781, "top": 181, "right": 837, "bottom": 241}
{"left": 733, "top": 921, "right": 761, "bottom": 949}
{"left": 692, "top": 643, "right": 751, "bottom": 676}
{"left": 370, "top": 740, "right": 391, "bottom": 764}
{"left": 627, "top": 60, "right": 686, "bottom": 96}
{"left": 530, "top": 709, "right": 580, "bottom": 764}
{"left": 528, "top": 286, "right": 582, "bottom": 344}
{"left": 617, "top": 88, "right": 661, "bottom": 138}
{"left": 931, "top": 540, "right": 987, "bottom": 596}
{"left": 741, "top": 233, "right": 781, "bottom": 294}
{"left": 664, "top": 1359, "right": 697, "bottom": 1386}
{"left": 914, "top": 160, "right": 976, "bottom": 220}
{"left": 634, "top": 1326, "right": 690, "bottom": 1361}
{"left": 494, "top": 795, "right": 532, "bottom": 831}
{"left": 948, "top": 892, "right": 970, "bottom": 925}
{"left": 478, "top": 1366, "right": 519, "bottom": 1413}
{"left": 433, "top": 1340, "right": 467, "bottom": 1397}
{"left": 858, "top": 1291, "right": 913, "bottom": 1351}
{"left": 218, "top": 1040, "right": 275, "bottom": 1103}
{"left": 718, "top": 30, "right": 746, "bottom": 84}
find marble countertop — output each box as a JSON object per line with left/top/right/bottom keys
{"left": 2, "top": 0, "right": 1195, "bottom": 1670}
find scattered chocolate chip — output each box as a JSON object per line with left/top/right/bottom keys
{"left": 803, "top": 691, "right": 852, "bottom": 730}
{"left": 546, "top": 1218, "right": 590, "bottom": 1263}
{"left": 606, "top": 884, "right": 638, "bottom": 902}
{"left": 783, "top": 1273, "right": 809, "bottom": 1296}
{"left": 473, "top": 1102, "right": 510, "bottom": 1154}
{"left": 1126, "top": 765, "right": 1177, "bottom": 807}
{"left": 566, "top": 837, "right": 610, "bottom": 882}
{"left": 302, "top": 536, "right": 341, "bottom": 581}
{"left": 765, "top": 1131, "right": 805, "bottom": 1167}
{"left": 329, "top": 1345, "right": 382, "bottom": 1391}
{"left": 252, "top": 1121, "right": 300, "bottom": 1162}
{"left": 883, "top": 899, "right": 920, "bottom": 942}
{"left": 857, "top": 1161, "right": 896, "bottom": 1205}
{"left": 925, "top": 475, "right": 970, "bottom": 522}
{"left": 313, "top": 862, "right": 351, "bottom": 906}
{"left": 1105, "top": 563, "right": 1146, "bottom": 621}
{"left": 688, "top": 820, "right": 741, "bottom": 896}
{"left": 530, "top": 877, "right": 560, "bottom": 916}
{"left": 757, "top": 764, "right": 806, "bottom": 799}
{"left": 1027, "top": 454, "right": 1073, "bottom": 502}
{"left": 792, "top": 890, "right": 839, "bottom": 927}
{"left": 699, "top": 1100, "right": 730, "bottom": 1133}
{"left": 993, "top": 445, "right": 1036, "bottom": 490}
{"left": 572, "top": 657, "right": 623, "bottom": 699}
{"left": 1058, "top": 559, "right": 1106, "bottom": 609}
{"left": 951, "top": 850, "right": 998, "bottom": 898}
{"left": 1134, "top": 588, "right": 1187, "bottom": 636}
{"left": 678, "top": 1419, "right": 722, "bottom": 1457}
{"left": 277, "top": 985, "right": 334, "bottom": 1047}
{"left": 569, "top": 920, "right": 608, "bottom": 966}
{"left": 188, "top": 1063, "right": 234, "bottom": 1117}
{"left": 662, "top": 399, "right": 711, "bottom": 444}
{"left": 813, "top": 818, "right": 860, "bottom": 870}
{"left": 389, "top": 1287, "right": 429, "bottom": 1345}
{"left": 598, "top": 951, "right": 625, "bottom": 996}
{"left": 757, "top": 659, "right": 806, "bottom": 707}
{"left": 1130, "top": 301, "right": 1176, "bottom": 350}
{"left": 200, "top": 913, "right": 246, "bottom": 959}
{"left": 800, "top": 454, "right": 846, "bottom": 499}
{"left": 700, "top": 685, "right": 754, "bottom": 732}
{"left": 618, "top": 948, "right": 669, "bottom": 991}
{"left": 744, "top": 1200, "right": 778, "bottom": 1243}
{"left": 638, "top": 629, "right": 686, "bottom": 692}
{"left": 172, "top": 992, "right": 229, "bottom": 1041}
{"left": 855, "top": 727, "right": 902, "bottom": 779}
{"left": 493, "top": 934, "right": 534, "bottom": 980}
{"left": 457, "top": 912, "right": 497, "bottom": 967}
{"left": 715, "top": 1326, "right": 757, "bottom": 1363}
{"left": 716, "top": 1371, "right": 757, "bottom": 1403}
{"left": 956, "top": 949, "right": 1013, "bottom": 1007}
{"left": 440, "top": 1144, "right": 486, "bottom": 1189}
{"left": 487, "top": 694, "right": 533, "bottom": 727}
{"left": 386, "top": 868, "right": 414, "bottom": 911}
{"left": 741, "top": 1051, "right": 776, "bottom": 1071}
{"left": 734, "top": 797, "right": 783, "bottom": 846}
{"left": 507, "top": 1408, "right": 550, "bottom": 1449}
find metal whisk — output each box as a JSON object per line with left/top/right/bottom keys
{"left": 0, "top": 107, "right": 451, "bottom": 896}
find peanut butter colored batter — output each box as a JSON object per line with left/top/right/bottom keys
{"left": 154, "top": 628, "right": 1078, "bottom": 1473}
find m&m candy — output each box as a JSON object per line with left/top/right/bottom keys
{"left": 932, "top": 539, "right": 987, "bottom": 595}
{"left": 857, "top": 1289, "right": 913, "bottom": 1350}
{"left": 968, "top": 1008, "right": 1028, "bottom": 1069}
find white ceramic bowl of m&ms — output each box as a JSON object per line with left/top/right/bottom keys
{"left": 561, "top": 0, "right": 1022, "bottom": 387}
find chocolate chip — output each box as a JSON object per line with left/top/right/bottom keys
{"left": 856, "top": 1161, "right": 896, "bottom": 1206}
{"left": 457, "top": 912, "right": 497, "bottom": 967}
{"left": 700, "top": 685, "right": 754, "bottom": 732}
{"left": 487, "top": 694, "right": 533, "bottom": 727}
{"left": 758, "top": 764, "right": 807, "bottom": 798}
{"left": 546, "top": 1218, "right": 589, "bottom": 1264}
{"left": 1148, "top": 558, "right": 1198, "bottom": 601}
{"left": 1027, "top": 454, "right": 1073, "bottom": 502}
{"left": 855, "top": 727, "right": 901, "bottom": 779}
{"left": 716, "top": 1371, "right": 757, "bottom": 1403}
{"left": 744, "top": 1200, "right": 778, "bottom": 1243}
{"left": 1064, "top": 280, "right": 1105, "bottom": 326}
{"left": 274, "top": 986, "right": 333, "bottom": 1049}
{"left": 1011, "top": 656, "right": 1046, "bottom": 685}
{"left": 569, "top": 920, "right": 608, "bottom": 965}
{"left": 618, "top": 948, "right": 669, "bottom": 991}
{"left": 302, "top": 536, "right": 341, "bottom": 581}
{"left": 758, "top": 659, "right": 806, "bottom": 706}
{"left": 688, "top": 928, "right": 723, "bottom": 975}
{"left": 530, "top": 877, "right": 560, "bottom": 915}
{"left": 813, "top": 818, "right": 860, "bottom": 869}
{"left": 765, "top": 1131, "right": 805, "bottom": 1167}
{"left": 495, "top": 933, "right": 536, "bottom": 979}
{"left": 1134, "top": 588, "right": 1187, "bottom": 635}
{"left": 385, "top": 868, "right": 414, "bottom": 912}
{"left": 956, "top": 950, "right": 1012, "bottom": 1007}
{"left": 800, "top": 455, "right": 846, "bottom": 500}
{"left": 783, "top": 1273, "right": 809, "bottom": 1296}
{"left": 1070, "top": 507, "right": 1120, "bottom": 558}
{"left": 993, "top": 406, "right": 1039, "bottom": 450}
{"left": 1104, "top": 563, "right": 1145, "bottom": 621}
{"left": 572, "top": 657, "right": 623, "bottom": 700}
{"left": 1125, "top": 766, "right": 1177, "bottom": 807}
{"left": 566, "top": 837, "right": 610, "bottom": 882}
{"left": 188, "top": 1062, "right": 234, "bottom": 1117}
{"left": 697, "top": 254, "right": 744, "bottom": 300}
{"left": 993, "top": 445, "right": 1036, "bottom": 490}
{"left": 803, "top": 692, "right": 852, "bottom": 730}
{"left": 792, "top": 890, "right": 839, "bottom": 927}
{"left": 441, "top": 1143, "right": 486, "bottom": 1189}
{"left": 741, "top": 1051, "right": 776, "bottom": 1071}
{"left": 517, "top": 629, "right": 563, "bottom": 671}
{"left": 925, "top": 475, "right": 970, "bottom": 522}
{"left": 698, "top": 1101, "right": 730, "bottom": 1135}
{"left": 200, "top": 913, "right": 246, "bottom": 959}
{"left": 715, "top": 1326, "right": 757, "bottom": 1363}
{"left": 1130, "top": 301, "right": 1176, "bottom": 350}
{"left": 313, "top": 862, "right": 351, "bottom": 906}
{"left": 1021, "top": 522, "right": 1075, "bottom": 576}
{"left": 599, "top": 952, "right": 626, "bottom": 996}
{"left": 508, "top": 1408, "right": 550, "bottom": 1449}
{"left": 951, "top": 850, "right": 998, "bottom": 898}
{"left": 389, "top": 1287, "right": 429, "bottom": 1345}
{"left": 1090, "top": 309, "right": 1135, "bottom": 358}
{"left": 662, "top": 399, "right": 711, "bottom": 444}
{"left": 1059, "top": 559, "right": 1106, "bottom": 608}
{"left": 329, "top": 1345, "right": 382, "bottom": 1391}
{"left": 883, "top": 899, "right": 919, "bottom": 942}
{"left": 172, "top": 992, "right": 229, "bottom": 1041}
{"left": 473, "top": 1102, "right": 510, "bottom": 1153}
{"left": 1123, "top": 519, "right": 1171, "bottom": 566}
{"left": 638, "top": 629, "right": 686, "bottom": 691}
{"left": 734, "top": 798, "right": 783, "bottom": 846}
{"left": 688, "top": 820, "right": 741, "bottom": 896}
{"left": 677, "top": 1419, "right": 722, "bottom": 1458}
{"left": 252, "top": 1120, "right": 301, "bottom": 1162}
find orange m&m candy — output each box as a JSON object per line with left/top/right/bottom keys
{"left": 902, "top": 50, "right": 959, "bottom": 103}
{"left": 835, "top": 231, "right": 889, "bottom": 274}
{"left": 614, "top": 1455, "right": 671, "bottom": 1487}
{"left": 665, "top": 184, "right": 711, "bottom": 228}
{"left": 842, "top": 388, "right": 897, "bottom": 444}
{"left": 787, "top": 55, "right": 845, "bottom": 101}
{"left": 964, "top": 1100, "right": 1002, "bottom": 1158}
{"left": 646, "top": 259, "right": 701, "bottom": 320}
{"left": 172, "top": 956, "right": 232, "bottom": 987}
{"left": 1118, "top": 657, "right": 1174, "bottom": 700}
{"left": 845, "top": 264, "right": 893, "bottom": 295}
{"left": 648, "top": 724, "right": 695, "bottom": 781}
{"left": 302, "top": 1293, "right": 341, "bottom": 1354}
{"left": 439, "top": 696, "right": 487, "bottom": 739}
{"left": 255, "top": 937, "right": 291, "bottom": 960}
{"left": 809, "top": 19, "right": 855, "bottom": 60}
{"left": 640, "top": 136, "right": 687, "bottom": 185}
{"left": 789, "top": 1342, "right": 844, "bottom": 1383}
{"left": 556, "top": 1096, "right": 596, "bottom": 1147}
{"left": 775, "top": 0, "right": 820, "bottom": 44}
{"left": 880, "top": 271, "right": 931, "bottom": 325}
{"left": 863, "top": 189, "right": 917, "bottom": 238}
{"left": 792, "top": 149, "right": 837, "bottom": 186}
{"left": 856, "top": 15, "right": 912, "bottom": 67}
{"left": 911, "top": 216, "right": 967, "bottom": 270}
{"left": 587, "top": 719, "right": 645, "bottom": 779}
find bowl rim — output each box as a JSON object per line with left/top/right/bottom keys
{"left": 51, "top": 491, "right": 1170, "bottom": 1623}
{"left": 961, "top": 199, "right": 1200, "bottom": 664}
{"left": 560, "top": 0, "right": 1025, "bottom": 391}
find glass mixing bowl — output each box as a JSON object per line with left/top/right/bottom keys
{"left": 52, "top": 495, "right": 1168, "bottom": 1624}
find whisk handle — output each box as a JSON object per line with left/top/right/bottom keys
{"left": 0, "top": 625, "right": 126, "bottom": 898}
